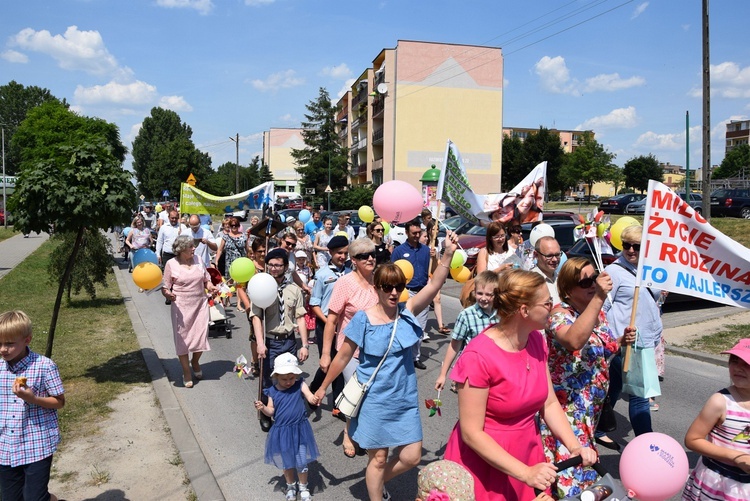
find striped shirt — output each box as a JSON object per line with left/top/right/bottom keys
{"left": 451, "top": 303, "right": 499, "bottom": 343}
{"left": 0, "top": 349, "right": 64, "bottom": 467}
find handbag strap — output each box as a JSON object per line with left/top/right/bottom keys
{"left": 363, "top": 314, "right": 399, "bottom": 388}
{"left": 613, "top": 262, "right": 657, "bottom": 302}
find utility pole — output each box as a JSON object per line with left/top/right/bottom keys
{"left": 1, "top": 127, "right": 6, "bottom": 229}
{"left": 702, "top": 0, "right": 711, "bottom": 219}
{"left": 229, "top": 133, "right": 239, "bottom": 194}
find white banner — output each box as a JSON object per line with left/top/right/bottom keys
{"left": 438, "top": 140, "right": 546, "bottom": 226}
{"left": 637, "top": 180, "right": 750, "bottom": 308}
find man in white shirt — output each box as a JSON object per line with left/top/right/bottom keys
{"left": 335, "top": 214, "right": 355, "bottom": 241}
{"left": 530, "top": 236, "right": 562, "bottom": 305}
{"left": 181, "top": 214, "right": 217, "bottom": 267}
{"left": 141, "top": 204, "right": 157, "bottom": 229}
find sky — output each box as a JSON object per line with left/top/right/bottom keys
{"left": 3, "top": 0, "right": 750, "bottom": 180}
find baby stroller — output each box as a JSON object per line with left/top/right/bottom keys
{"left": 206, "top": 267, "right": 232, "bottom": 339}
{"left": 538, "top": 456, "right": 630, "bottom": 501}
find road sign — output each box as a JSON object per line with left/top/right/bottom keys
{"left": 324, "top": 185, "right": 332, "bottom": 193}
{"left": 162, "top": 190, "right": 170, "bottom": 198}
{"left": 186, "top": 173, "right": 197, "bottom": 186}
{"left": 139, "top": 194, "right": 145, "bottom": 200}
{"left": 305, "top": 188, "right": 315, "bottom": 195}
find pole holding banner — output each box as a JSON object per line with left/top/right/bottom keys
{"left": 622, "top": 286, "right": 640, "bottom": 373}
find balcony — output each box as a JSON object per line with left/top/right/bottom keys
{"left": 372, "top": 128, "right": 384, "bottom": 145}
{"left": 373, "top": 158, "right": 383, "bottom": 172}
{"left": 372, "top": 99, "right": 384, "bottom": 118}
{"left": 352, "top": 91, "right": 367, "bottom": 107}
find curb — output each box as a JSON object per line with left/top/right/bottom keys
{"left": 113, "top": 265, "right": 225, "bottom": 501}
{"left": 665, "top": 344, "right": 728, "bottom": 367}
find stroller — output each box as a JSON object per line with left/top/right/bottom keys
{"left": 538, "top": 456, "right": 630, "bottom": 501}
{"left": 206, "top": 267, "right": 232, "bottom": 339}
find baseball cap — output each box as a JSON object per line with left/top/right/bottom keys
{"left": 271, "top": 352, "right": 302, "bottom": 376}
{"left": 294, "top": 249, "right": 307, "bottom": 258}
{"left": 286, "top": 216, "right": 296, "bottom": 223}
{"left": 721, "top": 338, "right": 750, "bottom": 365}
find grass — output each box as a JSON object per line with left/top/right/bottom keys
{"left": 682, "top": 324, "right": 750, "bottom": 355}
{"left": 0, "top": 240, "right": 151, "bottom": 441}
{"left": 0, "top": 227, "right": 18, "bottom": 242}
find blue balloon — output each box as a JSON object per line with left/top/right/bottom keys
{"left": 557, "top": 251, "right": 568, "bottom": 272}
{"left": 132, "top": 248, "right": 159, "bottom": 267}
{"left": 298, "top": 209, "right": 312, "bottom": 223}
{"left": 201, "top": 224, "right": 211, "bottom": 232}
{"left": 122, "top": 227, "right": 131, "bottom": 237}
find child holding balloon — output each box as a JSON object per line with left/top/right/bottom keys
{"left": 682, "top": 338, "right": 750, "bottom": 501}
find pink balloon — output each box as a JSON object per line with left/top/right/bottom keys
{"left": 373, "top": 180, "right": 424, "bottom": 224}
{"left": 620, "top": 432, "right": 689, "bottom": 501}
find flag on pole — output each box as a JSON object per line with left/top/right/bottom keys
{"left": 437, "top": 140, "right": 546, "bottom": 226}
{"left": 637, "top": 180, "right": 750, "bottom": 308}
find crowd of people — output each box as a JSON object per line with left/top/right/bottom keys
{"left": 5, "top": 202, "right": 750, "bottom": 501}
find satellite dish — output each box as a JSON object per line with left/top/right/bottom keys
{"left": 377, "top": 83, "right": 388, "bottom": 95}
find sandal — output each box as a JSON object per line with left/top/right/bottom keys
{"left": 343, "top": 431, "right": 356, "bottom": 458}
{"left": 250, "top": 362, "right": 260, "bottom": 377}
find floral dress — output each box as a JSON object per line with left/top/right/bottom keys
{"left": 540, "top": 301, "right": 618, "bottom": 499}
{"left": 220, "top": 233, "right": 247, "bottom": 278}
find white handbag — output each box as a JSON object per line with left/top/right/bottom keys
{"left": 335, "top": 316, "right": 398, "bottom": 419}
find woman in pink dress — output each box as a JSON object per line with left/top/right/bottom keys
{"left": 162, "top": 235, "right": 218, "bottom": 388}
{"left": 444, "top": 270, "right": 597, "bottom": 501}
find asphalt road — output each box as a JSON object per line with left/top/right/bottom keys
{"left": 120, "top": 260, "right": 730, "bottom": 501}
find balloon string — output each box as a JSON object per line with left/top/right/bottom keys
{"left": 433, "top": 216, "right": 465, "bottom": 250}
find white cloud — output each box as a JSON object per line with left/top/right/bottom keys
{"left": 9, "top": 26, "right": 126, "bottom": 77}
{"left": 74, "top": 80, "right": 157, "bottom": 105}
{"left": 245, "top": 0, "right": 276, "bottom": 5}
{"left": 578, "top": 106, "right": 638, "bottom": 130}
{"left": 1, "top": 50, "right": 28, "bottom": 63}
{"left": 156, "top": 0, "right": 214, "bottom": 15}
{"left": 534, "top": 56, "right": 577, "bottom": 95}
{"left": 631, "top": 2, "right": 649, "bottom": 19}
{"left": 127, "top": 123, "right": 142, "bottom": 143}
{"left": 583, "top": 73, "right": 645, "bottom": 92}
{"left": 278, "top": 113, "right": 297, "bottom": 124}
{"left": 634, "top": 126, "right": 700, "bottom": 151}
{"left": 711, "top": 61, "right": 750, "bottom": 98}
{"left": 335, "top": 78, "right": 356, "bottom": 99}
{"left": 250, "top": 70, "right": 305, "bottom": 92}
{"left": 321, "top": 63, "right": 352, "bottom": 80}
{"left": 158, "top": 95, "right": 193, "bottom": 112}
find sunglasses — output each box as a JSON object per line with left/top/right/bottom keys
{"left": 622, "top": 242, "right": 641, "bottom": 251}
{"left": 353, "top": 251, "right": 376, "bottom": 260}
{"left": 229, "top": 224, "right": 238, "bottom": 228}
{"left": 372, "top": 228, "right": 384, "bottom": 233}
{"left": 577, "top": 274, "right": 599, "bottom": 289}
{"left": 538, "top": 251, "right": 563, "bottom": 259}
{"left": 380, "top": 283, "right": 406, "bottom": 293}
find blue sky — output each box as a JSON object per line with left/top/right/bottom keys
{"left": 3, "top": 0, "right": 750, "bottom": 179}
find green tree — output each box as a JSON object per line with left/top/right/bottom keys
{"left": 291, "top": 88, "right": 349, "bottom": 195}
{"left": 9, "top": 104, "right": 135, "bottom": 357}
{"left": 132, "top": 107, "right": 213, "bottom": 199}
{"left": 607, "top": 164, "right": 626, "bottom": 195}
{"left": 712, "top": 144, "right": 750, "bottom": 179}
{"left": 49, "top": 228, "right": 114, "bottom": 300}
{"left": 0, "top": 80, "right": 67, "bottom": 175}
{"left": 623, "top": 154, "right": 663, "bottom": 192}
{"left": 560, "top": 133, "right": 616, "bottom": 201}
{"left": 501, "top": 133, "right": 527, "bottom": 192}
{"left": 244, "top": 155, "right": 262, "bottom": 190}
{"left": 521, "top": 127, "right": 566, "bottom": 197}
{"left": 259, "top": 161, "right": 274, "bottom": 183}
{"left": 330, "top": 185, "right": 376, "bottom": 211}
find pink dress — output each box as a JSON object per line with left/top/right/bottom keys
{"left": 445, "top": 330, "right": 550, "bottom": 501}
{"left": 163, "top": 256, "right": 211, "bottom": 356}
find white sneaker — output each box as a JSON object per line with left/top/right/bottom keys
{"left": 285, "top": 483, "right": 297, "bottom": 501}
{"left": 299, "top": 485, "right": 311, "bottom": 501}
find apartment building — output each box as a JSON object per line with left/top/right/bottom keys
{"left": 502, "top": 127, "right": 591, "bottom": 154}
{"left": 262, "top": 128, "right": 305, "bottom": 193}
{"left": 337, "top": 40, "right": 504, "bottom": 191}
{"left": 726, "top": 119, "right": 750, "bottom": 153}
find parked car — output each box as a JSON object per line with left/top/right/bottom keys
{"left": 710, "top": 188, "right": 750, "bottom": 218}
{"left": 0, "top": 209, "right": 4, "bottom": 225}
{"left": 458, "top": 212, "right": 581, "bottom": 269}
{"left": 625, "top": 192, "right": 703, "bottom": 215}
{"left": 598, "top": 193, "right": 646, "bottom": 214}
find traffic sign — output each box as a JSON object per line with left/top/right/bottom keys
{"left": 139, "top": 194, "right": 145, "bottom": 200}
{"left": 162, "top": 190, "right": 170, "bottom": 197}
{"left": 186, "top": 173, "right": 197, "bottom": 186}
{"left": 324, "top": 185, "right": 332, "bottom": 193}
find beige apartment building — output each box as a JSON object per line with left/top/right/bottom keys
{"left": 262, "top": 128, "right": 305, "bottom": 193}
{"left": 502, "top": 127, "right": 590, "bottom": 154}
{"left": 726, "top": 119, "right": 750, "bottom": 153}
{"left": 337, "top": 40, "right": 504, "bottom": 191}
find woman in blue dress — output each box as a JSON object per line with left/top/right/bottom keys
{"left": 313, "top": 231, "right": 460, "bottom": 501}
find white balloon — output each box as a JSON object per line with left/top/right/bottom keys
{"left": 529, "top": 223, "right": 555, "bottom": 248}
{"left": 247, "top": 273, "right": 278, "bottom": 308}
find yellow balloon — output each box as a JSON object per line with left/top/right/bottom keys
{"left": 394, "top": 259, "right": 414, "bottom": 283}
{"left": 358, "top": 205, "right": 375, "bottom": 223}
{"left": 335, "top": 231, "right": 349, "bottom": 237}
{"left": 610, "top": 218, "right": 641, "bottom": 250}
{"left": 399, "top": 288, "right": 409, "bottom": 303}
{"left": 132, "top": 262, "right": 163, "bottom": 290}
{"left": 450, "top": 266, "right": 472, "bottom": 283}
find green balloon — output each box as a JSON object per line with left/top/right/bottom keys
{"left": 229, "top": 257, "right": 256, "bottom": 283}
{"left": 450, "top": 251, "right": 467, "bottom": 269}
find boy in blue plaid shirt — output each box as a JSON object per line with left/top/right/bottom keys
{"left": 435, "top": 271, "right": 500, "bottom": 392}
{"left": 0, "top": 311, "right": 65, "bottom": 501}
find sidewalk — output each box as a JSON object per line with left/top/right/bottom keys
{"left": 663, "top": 308, "right": 750, "bottom": 366}
{"left": 0, "top": 232, "right": 49, "bottom": 279}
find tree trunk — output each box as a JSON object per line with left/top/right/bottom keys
{"left": 46, "top": 226, "right": 85, "bottom": 358}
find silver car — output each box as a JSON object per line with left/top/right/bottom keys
{"left": 625, "top": 192, "right": 703, "bottom": 215}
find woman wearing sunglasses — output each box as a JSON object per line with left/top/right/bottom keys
{"left": 600, "top": 225, "right": 661, "bottom": 440}
{"left": 319, "top": 238, "right": 379, "bottom": 458}
{"left": 313, "top": 231, "right": 460, "bottom": 501}
{"left": 366, "top": 221, "right": 391, "bottom": 265}
{"left": 540, "top": 257, "right": 635, "bottom": 498}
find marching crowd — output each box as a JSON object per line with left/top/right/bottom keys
{"left": 1, "top": 203, "right": 749, "bottom": 501}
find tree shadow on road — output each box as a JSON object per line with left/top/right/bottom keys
{"left": 84, "top": 350, "right": 152, "bottom": 384}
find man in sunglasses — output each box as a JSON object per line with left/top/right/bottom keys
{"left": 278, "top": 230, "right": 312, "bottom": 295}
{"left": 531, "top": 236, "right": 562, "bottom": 305}
{"left": 249, "top": 248, "right": 310, "bottom": 432}
{"left": 391, "top": 218, "right": 435, "bottom": 370}
{"left": 307, "top": 236, "right": 351, "bottom": 404}
{"left": 336, "top": 214, "right": 356, "bottom": 241}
